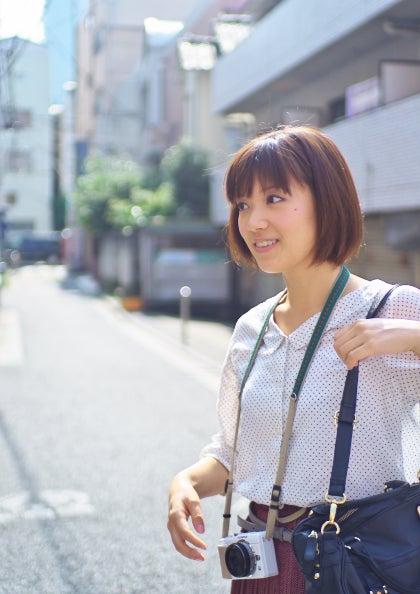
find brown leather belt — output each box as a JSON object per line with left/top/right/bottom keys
{"left": 237, "top": 505, "right": 307, "bottom": 543}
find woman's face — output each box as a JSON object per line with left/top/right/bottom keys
{"left": 236, "top": 177, "right": 317, "bottom": 275}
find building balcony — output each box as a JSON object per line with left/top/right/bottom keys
{"left": 325, "top": 91, "right": 420, "bottom": 214}
{"left": 212, "top": 0, "right": 417, "bottom": 114}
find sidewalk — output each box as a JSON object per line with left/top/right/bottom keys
{"left": 63, "top": 269, "right": 235, "bottom": 373}
{"left": 132, "top": 310, "right": 234, "bottom": 369}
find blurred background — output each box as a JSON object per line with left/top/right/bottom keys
{"left": 0, "top": 0, "right": 419, "bottom": 320}
{"left": 0, "top": 2, "right": 419, "bottom": 593}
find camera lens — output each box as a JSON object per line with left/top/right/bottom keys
{"left": 225, "top": 540, "right": 256, "bottom": 578}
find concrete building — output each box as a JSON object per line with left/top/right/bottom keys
{"left": 71, "top": 0, "right": 251, "bottom": 311}
{"left": 0, "top": 38, "right": 53, "bottom": 238}
{"left": 75, "top": 0, "right": 199, "bottom": 163}
{"left": 71, "top": 0, "right": 420, "bottom": 312}
{"left": 136, "top": 0, "right": 250, "bottom": 168}
{"left": 43, "top": 0, "right": 89, "bottom": 104}
{"left": 210, "top": 0, "right": 420, "bottom": 304}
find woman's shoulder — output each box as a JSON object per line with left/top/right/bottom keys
{"left": 327, "top": 278, "right": 419, "bottom": 327}
{"left": 233, "top": 293, "right": 282, "bottom": 338}
{"left": 362, "top": 279, "right": 420, "bottom": 319}
{"left": 383, "top": 281, "right": 420, "bottom": 319}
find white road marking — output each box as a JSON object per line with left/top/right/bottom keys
{"left": 0, "top": 489, "right": 95, "bottom": 524}
{"left": 0, "top": 307, "right": 24, "bottom": 366}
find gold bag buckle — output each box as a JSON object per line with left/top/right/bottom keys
{"left": 321, "top": 492, "right": 347, "bottom": 534}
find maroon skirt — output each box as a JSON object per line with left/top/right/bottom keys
{"left": 230, "top": 503, "right": 308, "bottom": 594}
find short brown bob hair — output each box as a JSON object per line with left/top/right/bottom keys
{"left": 225, "top": 125, "right": 363, "bottom": 268}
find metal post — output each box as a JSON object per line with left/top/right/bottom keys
{"left": 179, "top": 285, "right": 191, "bottom": 345}
{"left": 0, "top": 207, "right": 6, "bottom": 309}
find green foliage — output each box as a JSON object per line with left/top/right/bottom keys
{"left": 161, "top": 142, "right": 210, "bottom": 218}
{"left": 74, "top": 144, "right": 211, "bottom": 237}
{"left": 74, "top": 156, "right": 174, "bottom": 235}
{"left": 131, "top": 183, "right": 175, "bottom": 218}
{"left": 107, "top": 183, "right": 175, "bottom": 229}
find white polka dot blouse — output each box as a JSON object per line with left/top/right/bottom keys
{"left": 201, "top": 280, "right": 420, "bottom": 507}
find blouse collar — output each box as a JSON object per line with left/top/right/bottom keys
{"left": 263, "top": 279, "right": 389, "bottom": 352}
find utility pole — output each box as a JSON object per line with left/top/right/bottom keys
{"left": 0, "top": 37, "right": 25, "bottom": 281}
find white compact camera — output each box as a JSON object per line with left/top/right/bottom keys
{"left": 218, "top": 531, "right": 278, "bottom": 580}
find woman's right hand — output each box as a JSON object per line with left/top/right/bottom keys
{"left": 167, "top": 473, "right": 207, "bottom": 561}
{"left": 167, "top": 457, "right": 229, "bottom": 561}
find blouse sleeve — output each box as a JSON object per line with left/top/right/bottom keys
{"left": 381, "top": 284, "right": 420, "bottom": 404}
{"left": 199, "top": 294, "right": 283, "bottom": 469}
{"left": 385, "top": 284, "right": 420, "bottom": 322}
{"left": 199, "top": 331, "right": 240, "bottom": 471}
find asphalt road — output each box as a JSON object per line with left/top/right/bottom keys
{"left": 0, "top": 265, "right": 239, "bottom": 594}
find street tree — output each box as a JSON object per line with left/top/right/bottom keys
{"left": 160, "top": 142, "right": 210, "bottom": 218}
{"left": 74, "top": 156, "right": 175, "bottom": 236}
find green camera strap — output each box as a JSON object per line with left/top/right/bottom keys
{"left": 222, "top": 265, "right": 350, "bottom": 539}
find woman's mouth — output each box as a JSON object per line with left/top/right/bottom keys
{"left": 254, "top": 239, "right": 278, "bottom": 249}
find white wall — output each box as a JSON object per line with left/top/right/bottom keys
{"left": 1, "top": 41, "right": 52, "bottom": 232}
{"left": 325, "top": 92, "right": 420, "bottom": 214}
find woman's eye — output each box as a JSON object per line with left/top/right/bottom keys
{"left": 236, "top": 201, "right": 248, "bottom": 211}
{"left": 268, "top": 194, "right": 284, "bottom": 204}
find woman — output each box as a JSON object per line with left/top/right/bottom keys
{"left": 167, "top": 125, "right": 420, "bottom": 593}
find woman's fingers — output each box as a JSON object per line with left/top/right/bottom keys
{"left": 167, "top": 459, "right": 229, "bottom": 561}
{"left": 167, "top": 476, "right": 207, "bottom": 561}
{"left": 334, "top": 318, "right": 420, "bottom": 368}
{"left": 167, "top": 507, "right": 206, "bottom": 560}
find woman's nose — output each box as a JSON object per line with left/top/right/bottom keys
{"left": 247, "top": 207, "right": 268, "bottom": 231}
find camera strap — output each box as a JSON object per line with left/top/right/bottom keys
{"left": 222, "top": 265, "right": 350, "bottom": 539}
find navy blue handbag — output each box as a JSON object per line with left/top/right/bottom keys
{"left": 292, "top": 478, "right": 420, "bottom": 593}
{"left": 292, "top": 287, "right": 420, "bottom": 594}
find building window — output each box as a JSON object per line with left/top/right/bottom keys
{"left": 2, "top": 108, "right": 32, "bottom": 129}
{"left": 5, "top": 149, "right": 32, "bottom": 173}
{"left": 328, "top": 96, "right": 346, "bottom": 124}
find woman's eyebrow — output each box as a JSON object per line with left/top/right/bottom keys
{"left": 261, "top": 185, "right": 288, "bottom": 193}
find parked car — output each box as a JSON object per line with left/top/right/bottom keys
{"left": 7, "top": 232, "right": 62, "bottom": 265}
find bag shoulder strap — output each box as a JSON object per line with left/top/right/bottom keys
{"left": 326, "top": 284, "right": 401, "bottom": 501}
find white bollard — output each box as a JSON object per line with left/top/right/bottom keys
{"left": 179, "top": 286, "right": 192, "bottom": 344}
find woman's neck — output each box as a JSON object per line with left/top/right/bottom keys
{"left": 275, "top": 264, "right": 356, "bottom": 335}
{"left": 283, "top": 264, "right": 343, "bottom": 311}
